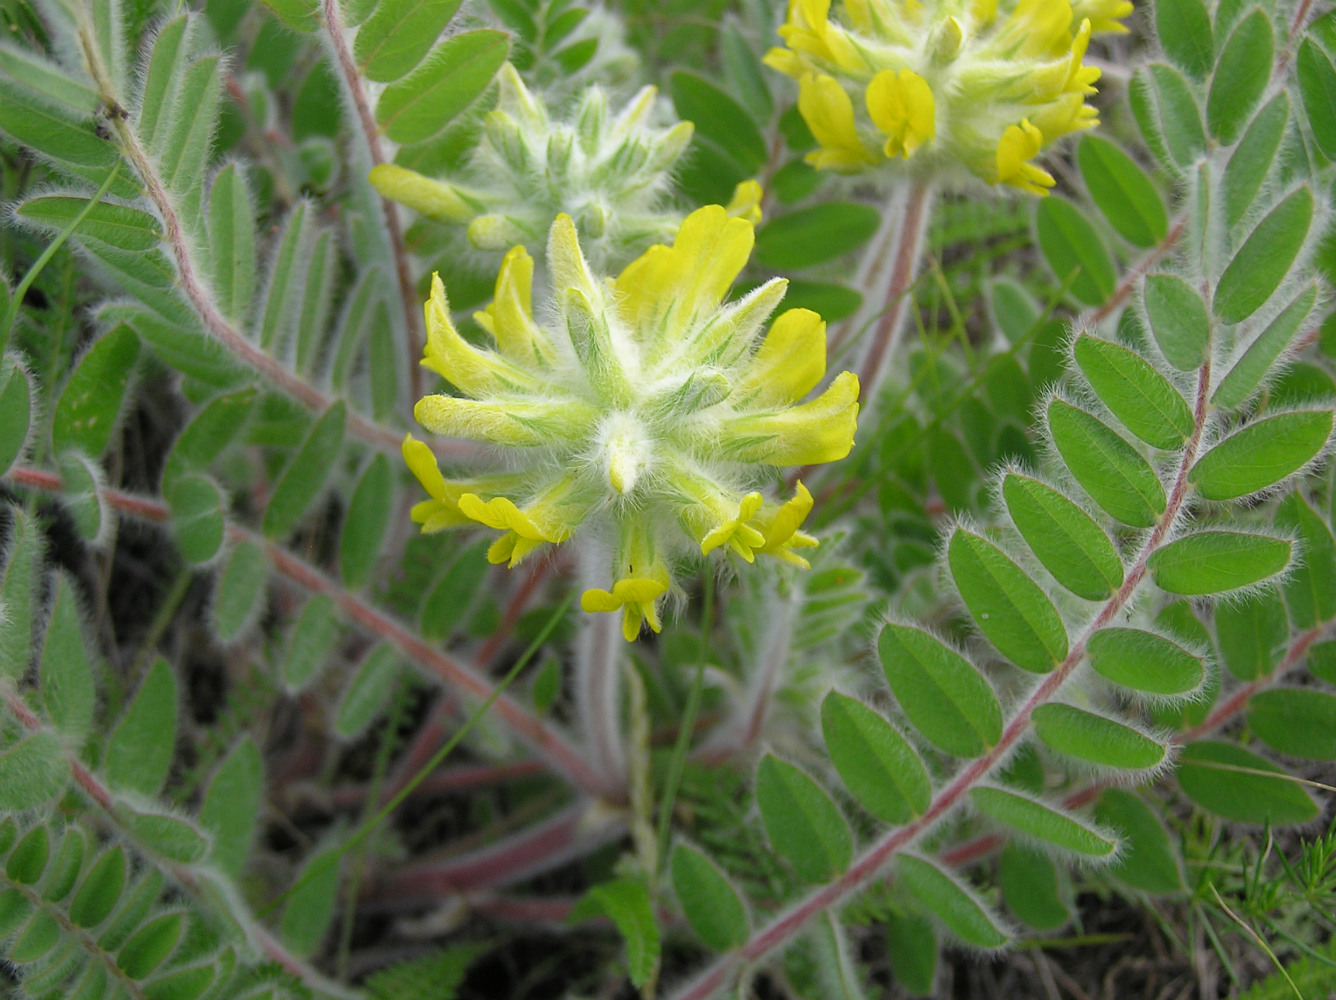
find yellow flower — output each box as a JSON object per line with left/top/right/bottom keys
{"left": 866, "top": 68, "right": 936, "bottom": 159}
{"left": 995, "top": 119, "right": 1056, "bottom": 194}
{"left": 798, "top": 73, "right": 878, "bottom": 171}
{"left": 404, "top": 206, "right": 859, "bottom": 639}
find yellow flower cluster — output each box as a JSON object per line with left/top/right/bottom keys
{"left": 404, "top": 206, "right": 860, "bottom": 641}
{"left": 766, "top": 0, "right": 1131, "bottom": 193}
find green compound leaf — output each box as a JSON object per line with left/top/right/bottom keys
{"left": 211, "top": 540, "right": 267, "bottom": 643}
{"left": 970, "top": 787, "right": 1117, "bottom": 857}
{"left": 104, "top": 657, "right": 176, "bottom": 798}
{"left": 573, "top": 879, "right": 659, "bottom": 988}
{"left": 1249, "top": 688, "right": 1336, "bottom": 759}
{"left": 821, "top": 691, "right": 931, "bottom": 824}
{"left": 1035, "top": 197, "right": 1116, "bottom": 306}
{"left": 1276, "top": 493, "right": 1336, "bottom": 628}
{"left": 355, "top": 0, "right": 465, "bottom": 82}
{"left": 0, "top": 507, "right": 39, "bottom": 681}
{"left": 1073, "top": 334, "right": 1193, "bottom": 449}
{"left": 1177, "top": 741, "right": 1318, "bottom": 825}
{"left": 1214, "top": 283, "right": 1318, "bottom": 409}
{"left": 1003, "top": 474, "right": 1123, "bottom": 600}
{"left": 117, "top": 911, "right": 183, "bottom": 978}
{"left": 162, "top": 387, "right": 257, "bottom": 488}
{"left": 1048, "top": 400, "right": 1166, "bottom": 528}
{"left": 0, "top": 80, "right": 138, "bottom": 198}
{"left": 1148, "top": 530, "right": 1292, "bottom": 595}
{"left": 1156, "top": 0, "right": 1213, "bottom": 78}
{"left": 1095, "top": 789, "right": 1183, "bottom": 893}
{"left": 262, "top": 400, "right": 346, "bottom": 540}
{"left": 114, "top": 804, "right": 209, "bottom": 863}
{"left": 335, "top": 643, "right": 401, "bottom": 739}
{"left": 1130, "top": 63, "right": 1206, "bottom": 174}
{"left": 670, "top": 845, "right": 748, "bottom": 951}
{"left": 281, "top": 846, "right": 340, "bottom": 959}
{"left": 283, "top": 594, "right": 339, "bottom": 691}
{"left": 166, "top": 474, "right": 226, "bottom": 565}
{"left": 1189, "top": 410, "right": 1333, "bottom": 499}
{"left": 1077, "top": 136, "right": 1168, "bottom": 247}
{"left": 877, "top": 625, "right": 1003, "bottom": 757}
{"left": 0, "top": 731, "right": 66, "bottom": 809}
{"left": 1215, "top": 187, "right": 1314, "bottom": 324}
{"left": 885, "top": 910, "right": 936, "bottom": 995}
{"left": 1143, "top": 273, "right": 1210, "bottom": 371}
{"left": 0, "top": 357, "right": 32, "bottom": 476}
{"left": 41, "top": 573, "right": 96, "bottom": 743}
{"left": 999, "top": 846, "right": 1069, "bottom": 931}
{"left": 1224, "top": 94, "right": 1290, "bottom": 227}
{"left": 207, "top": 163, "right": 257, "bottom": 328}
{"left": 1032, "top": 703, "right": 1166, "bottom": 769}
{"left": 670, "top": 71, "right": 768, "bottom": 175}
{"left": 341, "top": 454, "right": 393, "bottom": 589}
{"left": 1299, "top": 38, "right": 1336, "bottom": 158}
{"left": 375, "top": 31, "right": 509, "bottom": 144}
{"left": 69, "top": 845, "right": 126, "bottom": 928}
{"left": 948, "top": 529, "right": 1068, "bottom": 673}
{"left": 756, "top": 754, "right": 852, "bottom": 883}
{"left": 199, "top": 736, "right": 264, "bottom": 879}
{"left": 1216, "top": 586, "right": 1288, "bottom": 679}
{"left": 1086, "top": 627, "right": 1204, "bottom": 695}
{"left": 99, "top": 866, "right": 164, "bottom": 952}
{"left": 896, "top": 854, "right": 1010, "bottom": 949}
{"left": 754, "top": 202, "right": 881, "bottom": 270}
{"left": 1206, "top": 11, "right": 1274, "bottom": 144}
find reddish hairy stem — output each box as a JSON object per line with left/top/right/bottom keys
{"left": 667, "top": 364, "right": 1213, "bottom": 1000}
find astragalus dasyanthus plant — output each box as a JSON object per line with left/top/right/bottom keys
{"left": 1, "top": 0, "right": 1336, "bottom": 997}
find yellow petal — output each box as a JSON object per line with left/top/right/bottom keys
{"left": 995, "top": 120, "right": 1056, "bottom": 195}
{"left": 477, "top": 246, "right": 555, "bottom": 366}
{"left": 736, "top": 307, "right": 828, "bottom": 407}
{"left": 866, "top": 69, "right": 935, "bottom": 160}
{"left": 402, "top": 434, "right": 448, "bottom": 501}
{"left": 798, "top": 73, "right": 875, "bottom": 172}
{"left": 721, "top": 370, "right": 861, "bottom": 465}
{"left": 421, "top": 273, "right": 537, "bottom": 396}
{"left": 725, "top": 180, "right": 764, "bottom": 225}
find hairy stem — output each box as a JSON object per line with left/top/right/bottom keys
{"left": 667, "top": 363, "right": 1214, "bottom": 1000}
{"left": 575, "top": 550, "right": 630, "bottom": 798}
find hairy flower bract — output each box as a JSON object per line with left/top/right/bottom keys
{"left": 404, "top": 206, "right": 860, "bottom": 641}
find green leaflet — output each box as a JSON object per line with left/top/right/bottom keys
{"left": 1143, "top": 273, "right": 1210, "bottom": 371}
{"left": 948, "top": 529, "right": 1068, "bottom": 673}
{"left": 166, "top": 473, "right": 226, "bottom": 565}
{"left": 98, "top": 866, "right": 164, "bottom": 952}
{"left": 0, "top": 43, "right": 99, "bottom": 113}
{"left": 257, "top": 202, "right": 311, "bottom": 352}
{"left": 17, "top": 196, "right": 160, "bottom": 251}
{"left": 1094, "top": 789, "right": 1183, "bottom": 893}
{"left": 1299, "top": 38, "right": 1336, "bottom": 159}
{"left": 335, "top": 643, "right": 402, "bottom": 739}
{"left": 821, "top": 692, "right": 931, "bottom": 824}
{"left": 1155, "top": 0, "right": 1213, "bottom": 79}
{"left": 355, "top": 0, "right": 466, "bottom": 82}
{"left": 756, "top": 754, "right": 852, "bottom": 883}
{"left": 970, "top": 787, "right": 1117, "bottom": 857}
{"left": 283, "top": 594, "right": 340, "bottom": 691}
{"left": 884, "top": 911, "right": 936, "bottom": 995}
{"left": 57, "top": 453, "right": 106, "bottom": 543}
{"left": 896, "top": 854, "right": 1010, "bottom": 948}
{"left": 0, "top": 357, "right": 31, "bottom": 476}
{"left": 1214, "top": 283, "right": 1317, "bottom": 409}
{"left": 1130, "top": 63, "right": 1207, "bottom": 175}
{"left": 1206, "top": 11, "right": 1273, "bottom": 144}
{"left": 340, "top": 454, "right": 393, "bottom": 588}
{"left": 1048, "top": 400, "right": 1167, "bottom": 527}
{"left": 52, "top": 325, "right": 139, "bottom": 458}
{"left": 1177, "top": 741, "right": 1318, "bottom": 825}
{"left": 207, "top": 164, "right": 257, "bottom": 328}
{"left": 137, "top": 15, "right": 191, "bottom": 156}
{"left": 0, "top": 508, "right": 38, "bottom": 682}
{"left": 1147, "top": 530, "right": 1292, "bottom": 595}
{"left": 1003, "top": 474, "right": 1123, "bottom": 600}
{"left": 670, "top": 845, "right": 748, "bottom": 951}
{"left": 262, "top": 401, "right": 346, "bottom": 539}
{"left": 1032, "top": 703, "right": 1166, "bottom": 769}
{"left": 1072, "top": 334, "right": 1193, "bottom": 449}
{"left": 69, "top": 846, "right": 126, "bottom": 928}
{"left": 1249, "top": 688, "right": 1336, "bottom": 759}
{"left": 199, "top": 737, "right": 264, "bottom": 880}
{"left": 755, "top": 203, "right": 881, "bottom": 270}
{"left": 0, "top": 731, "right": 66, "bottom": 810}
{"left": 999, "top": 846, "right": 1069, "bottom": 931}
{"left": 104, "top": 658, "right": 177, "bottom": 798}
{"left": 1214, "top": 187, "right": 1314, "bottom": 324}
{"left": 877, "top": 624, "right": 1003, "bottom": 756}
{"left": 43, "top": 827, "right": 84, "bottom": 902}
{"left": 573, "top": 879, "right": 659, "bottom": 988}
{"left": 6, "top": 826, "right": 48, "bottom": 884}
{"left": 0, "top": 80, "right": 138, "bottom": 199}
{"left": 670, "top": 71, "right": 768, "bottom": 175}
{"left": 1035, "top": 197, "right": 1116, "bottom": 306}
{"left": 117, "top": 911, "right": 184, "bottom": 978}
{"left": 113, "top": 804, "right": 209, "bottom": 863}
{"left": 1190, "top": 410, "right": 1333, "bottom": 499}
{"left": 1076, "top": 136, "right": 1168, "bottom": 247}
{"left": 281, "top": 846, "right": 340, "bottom": 959}
{"left": 1276, "top": 493, "right": 1336, "bottom": 627}
{"left": 1086, "top": 627, "right": 1204, "bottom": 695}
{"left": 294, "top": 229, "right": 336, "bottom": 375}
{"left": 211, "top": 540, "right": 267, "bottom": 642}
{"left": 375, "top": 31, "right": 509, "bottom": 144}
{"left": 1224, "top": 94, "right": 1290, "bottom": 228}
{"left": 1215, "top": 586, "right": 1288, "bottom": 679}
{"left": 162, "top": 387, "right": 257, "bottom": 488}
{"left": 419, "top": 538, "right": 490, "bottom": 641}
{"left": 40, "top": 573, "right": 96, "bottom": 743}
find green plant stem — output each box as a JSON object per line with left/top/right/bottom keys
{"left": 0, "top": 160, "right": 120, "bottom": 353}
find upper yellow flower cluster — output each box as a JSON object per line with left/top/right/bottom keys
{"left": 404, "top": 206, "right": 859, "bottom": 641}
{"left": 765, "top": 0, "right": 1131, "bottom": 193}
